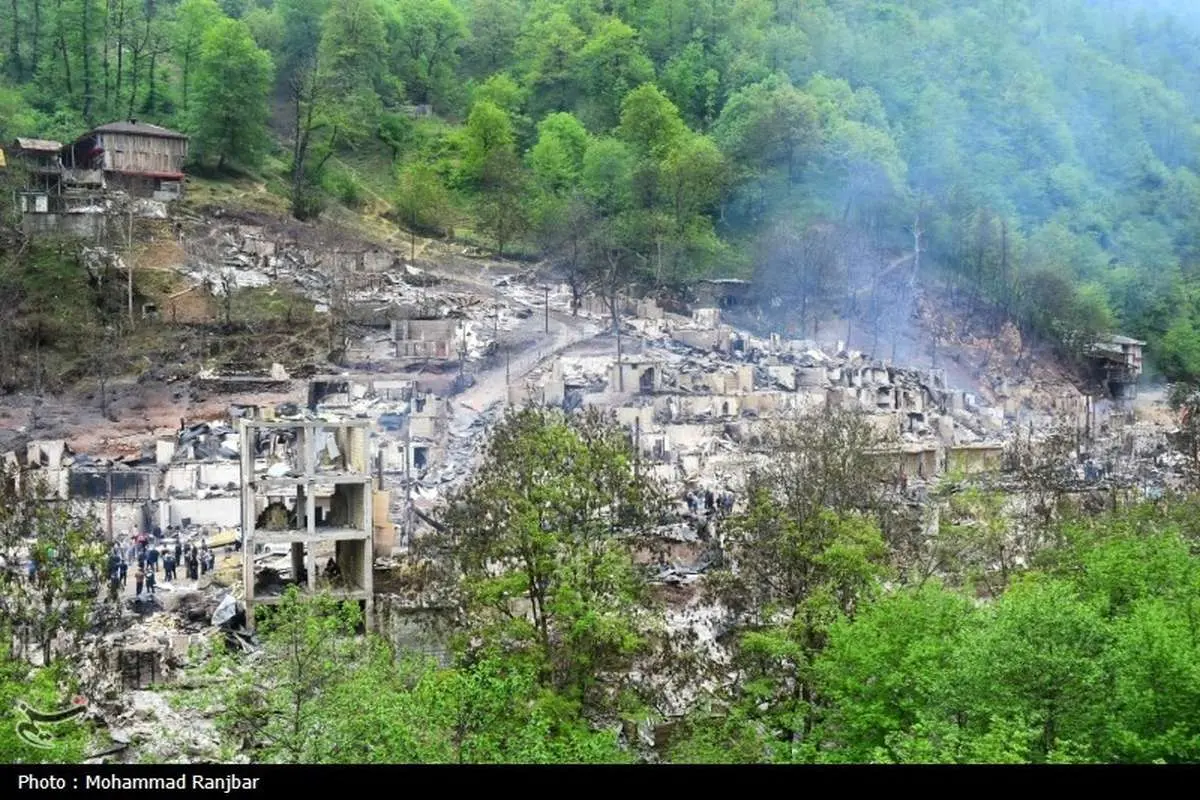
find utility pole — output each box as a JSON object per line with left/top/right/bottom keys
{"left": 544, "top": 286, "right": 550, "bottom": 333}
{"left": 105, "top": 462, "right": 114, "bottom": 541}
{"left": 634, "top": 416, "right": 641, "bottom": 474}
{"left": 459, "top": 321, "right": 466, "bottom": 384}
{"left": 404, "top": 419, "right": 412, "bottom": 549}
{"left": 619, "top": 291, "right": 628, "bottom": 393}
{"left": 126, "top": 207, "right": 135, "bottom": 324}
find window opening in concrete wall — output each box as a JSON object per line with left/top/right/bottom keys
{"left": 413, "top": 447, "right": 428, "bottom": 469}
{"left": 640, "top": 368, "right": 655, "bottom": 394}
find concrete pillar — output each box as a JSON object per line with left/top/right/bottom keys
{"left": 291, "top": 542, "right": 305, "bottom": 587}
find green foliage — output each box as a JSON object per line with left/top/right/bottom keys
{"left": 528, "top": 111, "right": 589, "bottom": 196}
{"left": 321, "top": 164, "right": 365, "bottom": 208}
{"left": 190, "top": 18, "right": 274, "bottom": 169}
{"left": 395, "top": 161, "right": 453, "bottom": 236}
{"left": 172, "top": 0, "right": 225, "bottom": 115}
{"left": 570, "top": 16, "right": 654, "bottom": 131}
{"left": 812, "top": 583, "right": 974, "bottom": 763}
{"left": 460, "top": 100, "right": 516, "bottom": 185}
{"left": 0, "top": 463, "right": 113, "bottom": 666}
{"left": 322, "top": 650, "right": 629, "bottom": 763}
{"left": 439, "top": 406, "right": 665, "bottom": 717}
{"left": 387, "top": 0, "right": 468, "bottom": 110}
{"left": 0, "top": 650, "right": 91, "bottom": 764}
{"left": 802, "top": 505, "right": 1200, "bottom": 764}
{"left": 198, "top": 586, "right": 630, "bottom": 763}
{"left": 695, "top": 409, "right": 892, "bottom": 757}
{"left": 208, "top": 588, "right": 365, "bottom": 763}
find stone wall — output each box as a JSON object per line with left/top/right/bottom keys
{"left": 374, "top": 595, "right": 455, "bottom": 666}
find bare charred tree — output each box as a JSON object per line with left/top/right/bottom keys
{"left": 326, "top": 265, "right": 348, "bottom": 364}
{"left": 1004, "top": 416, "right": 1080, "bottom": 549}
{"left": 1169, "top": 383, "right": 1200, "bottom": 491}
{"left": 219, "top": 270, "right": 235, "bottom": 328}
{"left": 753, "top": 221, "right": 845, "bottom": 338}
{"left": 94, "top": 324, "right": 116, "bottom": 421}
{"left": 582, "top": 219, "right": 642, "bottom": 334}
{"left": 927, "top": 483, "right": 1014, "bottom": 597}
{"left": 536, "top": 192, "right": 597, "bottom": 316}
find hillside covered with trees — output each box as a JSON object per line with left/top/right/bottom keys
{"left": 3, "top": 1, "right": 1200, "bottom": 376}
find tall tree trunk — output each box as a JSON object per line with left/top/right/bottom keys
{"left": 180, "top": 51, "right": 190, "bottom": 113}
{"left": 1000, "top": 217, "right": 1010, "bottom": 314}
{"left": 8, "top": 0, "right": 21, "bottom": 81}
{"left": 126, "top": 16, "right": 151, "bottom": 117}
{"left": 143, "top": 46, "right": 156, "bottom": 112}
{"left": 58, "top": 32, "right": 72, "bottom": 97}
{"left": 31, "top": 0, "right": 41, "bottom": 77}
{"left": 81, "top": 0, "right": 94, "bottom": 122}
{"left": 115, "top": 0, "right": 124, "bottom": 107}
{"left": 102, "top": 0, "right": 111, "bottom": 114}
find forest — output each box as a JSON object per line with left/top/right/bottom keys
{"left": 3, "top": 0, "right": 1200, "bottom": 378}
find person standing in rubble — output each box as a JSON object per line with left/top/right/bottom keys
{"left": 119, "top": 556, "right": 128, "bottom": 588}
{"left": 162, "top": 550, "right": 176, "bottom": 582}
{"left": 705, "top": 489, "right": 715, "bottom": 514}
{"left": 174, "top": 539, "right": 182, "bottom": 565}
{"left": 107, "top": 548, "right": 122, "bottom": 583}
{"left": 145, "top": 568, "right": 156, "bottom": 596}
{"left": 146, "top": 543, "right": 159, "bottom": 577}
{"left": 136, "top": 546, "right": 147, "bottom": 574}
{"left": 134, "top": 566, "right": 145, "bottom": 598}
{"left": 187, "top": 548, "right": 199, "bottom": 581}
{"left": 107, "top": 551, "right": 121, "bottom": 602}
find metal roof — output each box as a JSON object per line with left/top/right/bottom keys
{"left": 1106, "top": 334, "right": 1145, "bottom": 346}
{"left": 86, "top": 121, "right": 188, "bottom": 140}
{"left": 14, "top": 137, "right": 63, "bottom": 152}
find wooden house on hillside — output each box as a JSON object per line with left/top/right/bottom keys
{"left": 1088, "top": 334, "right": 1145, "bottom": 401}
{"left": 66, "top": 119, "right": 188, "bottom": 200}
{"left": 11, "top": 138, "right": 64, "bottom": 210}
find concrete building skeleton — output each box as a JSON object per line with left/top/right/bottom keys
{"left": 239, "top": 418, "right": 374, "bottom": 629}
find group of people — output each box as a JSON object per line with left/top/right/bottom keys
{"left": 105, "top": 527, "right": 219, "bottom": 602}
{"left": 684, "top": 487, "right": 735, "bottom": 517}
